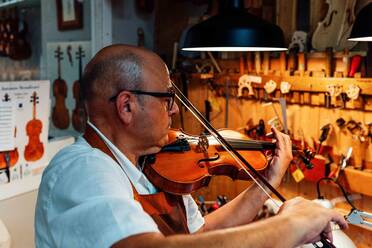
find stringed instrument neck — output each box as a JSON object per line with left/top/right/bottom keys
{"left": 57, "top": 51, "right": 62, "bottom": 80}
{"left": 72, "top": 46, "right": 87, "bottom": 132}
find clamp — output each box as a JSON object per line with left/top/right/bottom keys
{"left": 345, "top": 209, "right": 372, "bottom": 228}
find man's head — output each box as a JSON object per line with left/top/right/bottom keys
{"left": 81, "top": 44, "right": 179, "bottom": 156}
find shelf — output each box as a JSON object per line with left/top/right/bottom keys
{"left": 195, "top": 73, "right": 372, "bottom": 96}
{"left": 0, "top": 0, "right": 39, "bottom": 9}
{"left": 326, "top": 164, "right": 372, "bottom": 197}
{"left": 342, "top": 167, "right": 372, "bottom": 197}
{"left": 279, "top": 76, "right": 372, "bottom": 95}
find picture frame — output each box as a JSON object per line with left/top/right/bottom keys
{"left": 56, "top": 0, "right": 83, "bottom": 31}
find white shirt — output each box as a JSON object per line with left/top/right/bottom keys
{"left": 35, "top": 122, "right": 204, "bottom": 248}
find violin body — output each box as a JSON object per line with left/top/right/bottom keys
{"left": 335, "top": 0, "right": 357, "bottom": 50}
{"left": 24, "top": 118, "right": 44, "bottom": 161}
{"left": 0, "top": 12, "right": 11, "bottom": 56}
{"left": 0, "top": 148, "right": 19, "bottom": 169}
{"left": 72, "top": 46, "right": 87, "bottom": 132}
{"left": 312, "top": 0, "right": 357, "bottom": 51}
{"left": 0, "top": 12, "right": 7, "bottom": 57}
{"left": 72, "top": 80, "right": 87, "bottom": 132}
{"left": 52, "top": 78, "right": 70, "bottom": 129}
{"left": 143, "top": 129, "right": 269, "bottom": 195}
{"left": 52, "top": 46, "right": 70, "bottom": 129}
{"left": 7, "top": 8, "right": 31, "bottom": 60}
{"left": 24, "top": 92, "right": 44, "bottom": 162}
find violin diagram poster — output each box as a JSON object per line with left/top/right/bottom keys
{"left": 0, "top": 80, "right": 50, "bottom": 186}
{"left": 0, "top": 97, "right": 16, "bottom": 151}
{"left": 46, "top": 41, "right": 91, "bottom": 138}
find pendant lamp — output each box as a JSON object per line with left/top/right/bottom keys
{"left": 182, "top": 0, "right": 286, "bottom": 52}
{"left": 348, "top": 3, "right": 372, "bottom": 41}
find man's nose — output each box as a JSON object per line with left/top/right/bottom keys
{"left": 169, "top": 101, "right": 179, "bottom": 115}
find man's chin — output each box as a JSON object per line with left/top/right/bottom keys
{"left": 143, "top": 146, "right": 162, "bottom": 156}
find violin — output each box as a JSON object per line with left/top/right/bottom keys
{"left": 142, "top": 129, "right": 314, "bottom": 195}
{"left": 7, "top": 7, "right": 32, "bottom": 60}
{"left": 0, "top": 10, "right": 7, "bottom": 56}
{"left": 72, "top": 46, "right": 87, "bottom": 132}
{"left": 0, "top": 9, "right": 11, "bottom": 56}
{"left": 0, "top": 148, "right": 19, "bottom": 170}
{"left": 24, "top": 92, "right": 44, "bottom": 162}
{"left": 312, "top": 0, "right": 357, "bottom": 51}
{"left": 52, "top": 46, "right": 70, "bottom": 129}
{"left": 144, "top": 82, "right": 336, "bottom": 248}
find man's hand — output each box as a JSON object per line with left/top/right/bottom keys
{"left": 278, "top": 197, "right": 348, "bottom": 246}
{"left": 265, "top": 127, "right": 293, "bottom": 188}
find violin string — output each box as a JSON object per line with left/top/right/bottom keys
{"left": 174, "top": 93, "right": 281, "bottom": 209}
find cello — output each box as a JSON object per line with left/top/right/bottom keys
{"left": 72, "top": 46, "right": 87, "bottom": 132}
{"left": 24, "top": 91, "right": 44, "bottom": 162}
{"left": 52, "top": 46, "right": 70, "bottom": 129}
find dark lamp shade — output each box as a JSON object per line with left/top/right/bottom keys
{"left": 182, "top": 9, "right": 286, "bottom": 52}
{"left": 348, "top": 3, "right": 372, "bottom": 41}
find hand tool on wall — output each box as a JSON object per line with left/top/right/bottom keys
{"left": 316, "top": 124, "right": 332, "bottom": 154}
{"left": 278, "top": 98, "right": 288, "bottom": 134}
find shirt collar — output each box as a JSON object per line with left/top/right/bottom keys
{"left": 86, "top": 121, "right": 143, "bottom": 185}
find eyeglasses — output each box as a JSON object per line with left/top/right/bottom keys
{"left": 109, "top": 89, "right": 176, "bottom": 111}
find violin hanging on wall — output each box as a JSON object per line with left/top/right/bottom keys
{"left": 1, "top": 8, "right": 11, "bottom": 57}
{"left": 72, "top": 46, "right": 87, "bottom": 132}
{"left": 52, "top": 46, "right": 70, "bottom": 129}
{"left": 7, "top": 7, "right": 32, "bottom": 60}
{"left": 312, "top": 0, "right": 357, "bottom": 51}
{"left": 334, "top": 0, "right": 357, "bottom": 50}
{"left": 0, "top": 10, "right": 8, "bottom": 57}
{"left": 24, "top": 91, "right": 44, "bottom": 162}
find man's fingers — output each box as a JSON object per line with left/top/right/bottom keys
{"left": 272, "top": 127, "right": 291, "bottom": 149}
{"left": 329, "top": 211, "right": 349, "bottom": 230}
{"left": 271, "top": 126, "right": 285, "bottom": 150}
{"left": 271, "top": 127, "right": 292, "bottom": 161}
{"left": 322, "top": 223, "right": 333, "bottom": 243}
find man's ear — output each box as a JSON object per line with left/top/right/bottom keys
{"left": 116, "top": 92, "right": 133, "bottom": 124}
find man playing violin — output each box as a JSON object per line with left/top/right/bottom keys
{"left": 35, "top": 44, "right": 347, "bottom": 248}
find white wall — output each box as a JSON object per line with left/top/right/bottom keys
{"left": 111, "top": 0, "right": 155, "bottom": 50}
{"left": 0, "top": 136, "right": 75, "bottom": 248}
{"left": 0, "top": 191, "right": 38, "bottom": 248}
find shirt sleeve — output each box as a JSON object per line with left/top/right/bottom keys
{"left": 44, "top": 152, "right": 160, "bottom": 248}
{"left": 182, "top": 195, "right": 205, "bottom": 233}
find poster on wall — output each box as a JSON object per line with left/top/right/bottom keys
{"left": 0, "top": 80, "right": 50, "bottom": 188}
{"left": 46, "top": 41, "right": 91, "bottom": 138}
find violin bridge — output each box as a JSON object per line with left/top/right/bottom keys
{"left": 196, "top": 135, "right": 209, "bottom": 153}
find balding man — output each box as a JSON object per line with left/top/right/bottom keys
{"left": 35, "top": 44, "right": 347, "bottom": 248}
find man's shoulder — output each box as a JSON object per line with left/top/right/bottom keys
{"left": 46, "top": 137, "right": 109, "bottom": 171}
{"left": 40, "top": 137, "right": 125, "bottom": 191}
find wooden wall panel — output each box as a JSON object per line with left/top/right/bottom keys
{"left": 179, "top": 77, "right": 372, "bottom": 246}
